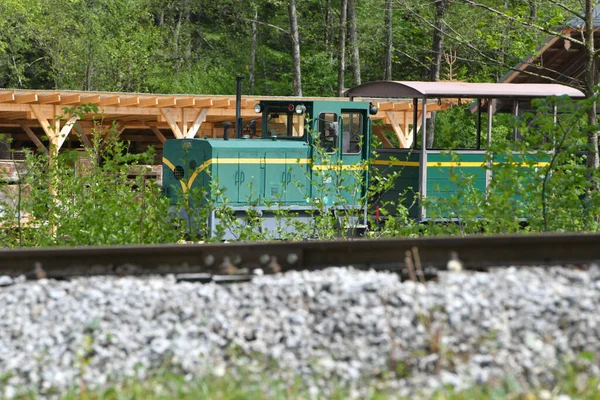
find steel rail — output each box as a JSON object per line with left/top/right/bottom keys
{"left": 0, "top": 233, "right": 599, "bottom": 279}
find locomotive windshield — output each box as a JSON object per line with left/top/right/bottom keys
{"left": 265, "top": 109, "right": 306, "bottom": 138}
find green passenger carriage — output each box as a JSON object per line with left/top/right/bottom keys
{"left": 346, "top": 81, "right": 585, "bottom": 221}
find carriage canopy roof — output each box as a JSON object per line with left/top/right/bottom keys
{"left": 346, "top": 81, "right": 585, "bottom": 99}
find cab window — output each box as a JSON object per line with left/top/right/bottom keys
{"left": 341, "top": 111, "right": 362, "bottom": 154}
{"left": 317, "top": 112, "right": 338, "bottom": 153}
{"left": 266, "top": 109, "right": 305, "bottom": 138}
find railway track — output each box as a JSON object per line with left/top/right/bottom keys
{"left": 0, "top": 233, "right": 599, "bottom": 280}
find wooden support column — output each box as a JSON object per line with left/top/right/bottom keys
{"left": 149, "top": 126, "right": 167, "bottom": 144}
{"left": 74, "top": 122, "right": 93, "bottom": 147}
{"left": 181, "top": 109, "right": 189, "bottom": 137}
{"left": 186, "top": 109, "right": 208, "bottom": 138}
{"left": 386, "top": 112, "right": 409, "bottom": 148}
{"left": 401, "top": 111, "right": 413, "bottom": 147}
{"left": 372, "top": 126, "right": 393, "bottom": 148}
{"left": 419, "top": 96, "right": 428, "bottom": 221}
{"left": 485, "top": 99, "right": 494, "bottom": 188}
{"left": 56, "top": 114, "right": 80, "bottom": 150}
{"left": 19, "top": 124, "right": 48, "bottom": 154}
{"left": 160, "top": 108, "right": 183, "bottom": 139}
{"left": 30, "top": 105, "right": 58, "bottom": 155}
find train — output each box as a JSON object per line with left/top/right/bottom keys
{"left": 162, "top": 81, "right": 585, "bottom": 239}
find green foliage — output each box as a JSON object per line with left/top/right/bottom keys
{"left": 0, "top": 106, "right": 183, "bottom": 247}
{"left": 0, "top": 0, "right": 586, "bottom": 94}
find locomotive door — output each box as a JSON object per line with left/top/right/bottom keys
{"left": 215, "top": 151, "right": 260, "bottom": 205}
{"left": 264, "top": 150, "right": 308, "bottom": 205}
{"left": 285, "top": 148, "right": 309, "bottom": 204}
{"left": 312, "top": 111, "right": 340, "bottom": 205}
{"left": 238, "top": 151, "right": 261, "bottom": 204}
{"left": 339, "top": 110, "right": 367, "bottom": 206}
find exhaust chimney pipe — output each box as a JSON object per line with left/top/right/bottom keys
{"left": 222, "top": 121, "right": 231, "bottom": 141}
{"left": 235, "top": 76, "right": 244, "bottom": 139}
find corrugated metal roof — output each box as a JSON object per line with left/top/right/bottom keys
{"left": 346, "top": 81, "right": 585, "bottom": 99}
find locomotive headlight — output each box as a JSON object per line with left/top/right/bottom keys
{"left": 254, "top": 103, "right": 263, "bottom": 113}
{"left": 295, "top": 104, "right": 306, "bottom": 115}
{"left": 369, "top": 103, "right": 378, "bottom": 115}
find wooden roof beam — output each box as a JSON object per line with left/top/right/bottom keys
{"left": 60, "top": 94, "right": 81, "bottom": 105}
{"left": 212, "top": 99, "right": 230, "bottom": 108}
{"left": 0, "top": 92, "right": 15, "bottom": 103}
{"left": 176, "top": 98, "right": 196, "bottom": 108}
{"left": 157, "top": 98, "right": 176, "bottom": 108}
{"left": 378, "top": 102, "right": 412, "bottom": 112}
{"left": 99, "top": 96, "right": 121, "bottom": 106}
{"left": 232, "top": 99, "right": 248, "bottom": 108}
{"left": 139, "top": 98, "right": 158, "bottom": 107}
{"left": 15, "top": 94, "right": 38, "bottom": 104}
{"left": 195, "top": 98, "right": 213, "bottom": 108}
{"left": 120, "top": 97, "right": 140, "bottom": 107}
{"left": 80, "top": 95, "right": 101, "bottom": 104}
{"left": 244, "top": 101, "right": 260, "bottom": 109}
{"left": 0, "top": 112, "right": 29, "bottom": 120}
{"left": 38, "top": 94, "right": 61, "bottom": 104}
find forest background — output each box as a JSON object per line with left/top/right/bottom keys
{"left": 0, "top": 0, "right": 580, "bottom": 97}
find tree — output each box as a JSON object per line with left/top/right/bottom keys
{"left": 348, "top": 0, "right": 361, "bottom": 85}
{"left": 383, "top": 0, "right": 393, "bottom": 80}
{"left": 426, "top": 0, "right": 450, "bottom": 149}
{"left": 289, "top": 0, "right": 302, "bottom": 96}
{"left": 337, "top": 0, "right": 348, "bottom": 96}
{"left": 250, "top": 7, "right": 258, "bottom": 95}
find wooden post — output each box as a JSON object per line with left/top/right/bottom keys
{"left": 419, "top": 96, "right": 428, "bottom": 221}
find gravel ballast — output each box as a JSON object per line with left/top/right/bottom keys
{"left": 1, "top": 266, "right": 600, "bottom": 398}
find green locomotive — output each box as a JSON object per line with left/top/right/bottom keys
{"left": 163, "top": 99, "right": 376, "bottom": 238}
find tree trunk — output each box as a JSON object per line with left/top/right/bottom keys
{"left": 347, "top": 0, "right": 360, "bottom": 85}
{"left": 426, "top": 0, "right": 449, "bottom": 149}
{"left": 527, "top": 0, "right": 537, "bottom": 21}
{"left": 337, "top": 0, "right": 347, "bottom": 97}
{"left": 384, "top": 0, "right": 393, "bottom": 80}
{"left": 321, "top": 0, "right": 331, "bottom": 50}
{"left": 327, "top": 0, "right": 334, "bottom": 62}
{"left": 289, "top": 0, "right": 302, "bottom": 96}
{"left": 584, "top": 0, "right": 599, "bottom": 213}
{"left": 250, "top": 9, "right": 257, "bottom": 95}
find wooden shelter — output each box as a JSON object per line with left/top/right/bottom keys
{"left": 0, "top": 89, "right": 451, "bottom": 166}
{"left": 500, "top": 5, "right": 600, "bottom": 85}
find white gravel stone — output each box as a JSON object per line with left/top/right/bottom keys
{"left": 0, "top": 266, "right": 599, "bottom": 398}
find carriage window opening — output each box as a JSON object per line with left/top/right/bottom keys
{"left": 341, "top": 111, "right": 362, "bottom": 154}
{"left": 318, "top": 113, "right": 338, "bottom": 153}
{"left": 266, "top": 109, "right": 305, "bottom": 138}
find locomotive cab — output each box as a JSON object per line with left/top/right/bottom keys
{"left": 254, "top": 99, "right": 373, "bottom": 207}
